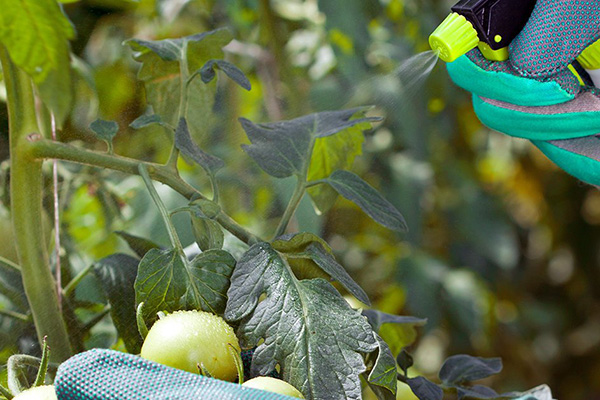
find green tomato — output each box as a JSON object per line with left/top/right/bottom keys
{"left": 140, "top": 310, "right": 241, "bottom": 381}
{"left": 12, "top": 385, "right": 57, "bottom": 400}
{"left": 243, "top": 377, "right": 305, "bottom": 398}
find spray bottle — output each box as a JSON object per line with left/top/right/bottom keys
{"left": 429, "top": 0, "right": 537, "bottom": 63}
{"left": 429, "top": 0, "right": 600, "bottom": 87}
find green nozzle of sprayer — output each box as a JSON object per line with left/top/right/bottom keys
{"left": 429, "top": 13, "right": 479, "bottom": 63}
{"left": 578, "top": 38, "right": 600, "bottom": 70}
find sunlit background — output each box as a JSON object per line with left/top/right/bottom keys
{"left": 1, "top": 1, "right": 600, "bottom": 399}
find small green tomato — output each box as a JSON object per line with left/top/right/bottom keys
{"left": 140, "top": 310, "right": 241, "bottom": 381}
{"left": 12, "top": 385, "right": 57, "bottom": 400}
{"left": 243, "top": 377, "right": 305, "bottom": 398}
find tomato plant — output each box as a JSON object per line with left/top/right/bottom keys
{"left": 0, "top": 1, "right": 558, "bottom": 400}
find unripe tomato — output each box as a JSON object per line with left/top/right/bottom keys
{"left": 243, "top": 377, "right": 305, "bottom": 398}
{"left": 140, "top": 310, "right": 241, "bottom": 381}
{"left": 12, "top": 385, "right": 57, "bottom": 400}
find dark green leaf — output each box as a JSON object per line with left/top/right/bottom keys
{"left": 135, "top": 248, "right": 188, "bottom": 323}
{"left": 0, "top": 0, "right": 75, "bottom": 124}
{"left": 0, "top": 259, "right": 26, "bottom": 311}
{"left": 135, "top": 248, "right": 235, "bottom": 324}
{"left": 407, "top": 377, "right": 443, "bottom": 400}
{"left": 90, "top": 119, "right": 118, "bottom": 143}
{"left": 225, "top": 243, "right": 378, "bottom": 400}
{"left": 129, "top": 113, "right": 163, "bottom": 130}
{"left": 126, "top": 29, "right": 233, "bottom": 137}
{"left": 115, "top": 231, "right": 161, "bottom": 259}
{"left": 439, "top": 355, "right": 502, "bottom": 385}
{"left": 365, "top": 333, "right": 397, "bottom": 399}
{"left": 304, "top": 242, "right": 370, "bottom": 305}
{"left": 362, "top": 309, "right": 426, "bottom": 356}
{"left": 191, "top": 217, "right": 224, "bottom": 251}
{"left": 184, "top": 250, "right": 234, "bottom": 314}
{"left": 272, "top": 232, "right": 370, "bottom": 305}
{"left": 324, "top": 170, "right": 407, "bottom": 231}
{"left": 93, "top": 254, "right": 143, "bottom": 354}
{"left": 200, "top": 59, "right": 251, "bottom": 91}
{"left": 363, "top": 310, "right": 427, "bottom": 332}
{"left": 240, "top": 108, "right": 379, "bottom": 178}
{"left": 397, "top": 349, "right": 414, "bottom": 374}
{"left": 457, "top": 385, "right": 499, "bottom": 400}
{"left": 175, "top": 117, "right": 224, "bottom": 174}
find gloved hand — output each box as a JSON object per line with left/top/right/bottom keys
{"left": 53, "top": 349, "right": 294, "bottom": 399}
{"left": 445, "top": 0, "right": 600, "bottom": 185}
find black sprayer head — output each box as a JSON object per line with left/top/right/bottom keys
{"left": 451, "top": 0, "right": 537, "bottom": 50}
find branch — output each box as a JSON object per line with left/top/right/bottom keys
{"left": 27, "top": 139, "right": 261, "bottom": 244}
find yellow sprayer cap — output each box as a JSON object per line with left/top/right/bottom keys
{"left": 429, "top": 13, "right": 479, "bottom": 63}
{"left": 578, "top": 38, "right": 600, "bottom": 70}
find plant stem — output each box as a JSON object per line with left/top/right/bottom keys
{"left": 0, "top": 256, "right": 21, "bottom": 272}
{"left": 28, "top": 139, "right": 261, "bottom": 244}
{"left": 138, "top": 165, "right": 186, "bottom": 257}
{"left": 0, "top": 46, "right": 72, "bottom": 362}
{"left": 274, "top": 178, "right": 306, "bottom": 238}
{"left": 62, "top": 264, "right": 94, "bottom": 298}
{"left": 0, "top": 309, "right": 30, "bottom": 322}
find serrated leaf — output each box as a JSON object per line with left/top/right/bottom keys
{"left": 407, "top": 377, "right": 443, "bottom": 400}
{"left": 90, "top": 119, "right": 119, "bottom": 143}
{"left": 191, "top": 217, "right": 224, "bottom": 251}
{"left": 135, "top": 248, "right": 235, "bottom": 324}
{"left": 324, "top": 170, "right": 407, "bottom": 231}
{"left": 126, "top": 29, "right": 233, "bottom": 138}
{"left": 365, "top": 333, "right": 397, "bottom": 400}
{"left": 93, "top": 254, "right": 143, "bottom": 354}
{"left": 200, "top": 59, "right": 251, "bottom": 91}
{"left": 0, "top": 259, "right": 26, "bottom": 311}
{"left": 439, "top": 355, "right": 502, "bottom": 385}
{"left": 272, "top": 232, "right": 370, "bottom": 305}
{"left": 307, "top": 122, "right": 366, "bottom": 213}
{"left": 175, "top": 117, "right": 224, "bottom": 174}
{"left": 0, "top": 0, "right": 74, "bottom": 124}
{"left": 129, "top": 113, "right": 163, "bottom": 130}
{"left": 240, "top": 108, "right": 379, "bottom": 179}
{"left": 362, "top": 309, "right": 426, "bottom": 356}
{"left": 225, "top": 242, "right": 378, "bottom": 400}
{"left": 115, "top": 231, "right": 161, "bottom": 259}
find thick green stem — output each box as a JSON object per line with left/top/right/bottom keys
{"left": 28, "top": 139, "right": 261, "bottom": 244}
{"left": 0, "top": 47, "right": 73, "bottom": 362}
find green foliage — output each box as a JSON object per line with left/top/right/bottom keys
{"left": 0, "top": 0, "right": 74, "bottom": 123}
{"left": 135, "top": 248, "right": 235, "bottom": 324}
{"left": 241, "top": 108, "right": 379, "bottom": 178}
{"left": 324, "top": 170, "right": 408, "bottom": 231}
{"left": 93, "top": 254, "right": 142, "bottom": 354}
{"left": 225, "top": 242, "right": 378, "bottom": 400}
{"left": 125, "top": 29, "right": 233, "bottom": 138}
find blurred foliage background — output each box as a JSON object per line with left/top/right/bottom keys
{"left": 1, "top": 0, "right": 600, "bottom": 399}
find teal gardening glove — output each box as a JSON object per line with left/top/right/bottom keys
{"left": 446, "top": 0, "right": 600, "bottom": 186}
{"left": 53, "top": 349, "right": 295, "bottom": 399}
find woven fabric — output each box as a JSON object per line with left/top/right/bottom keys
{"left": 510, "top": 0, "right": 600, "bottom": 78}
{"left": 54, "top": 349, "right": 295, "bottom": 400}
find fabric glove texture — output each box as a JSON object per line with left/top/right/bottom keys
{"left": 54, "top": 349, "right": 294, "bottom": 400}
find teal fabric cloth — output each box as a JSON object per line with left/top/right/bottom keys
{"left": 54, "top": 349, "right": 295, "bottom": 400}
{"left": 445, "top": 0, "right": 600, "bottom": 186}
